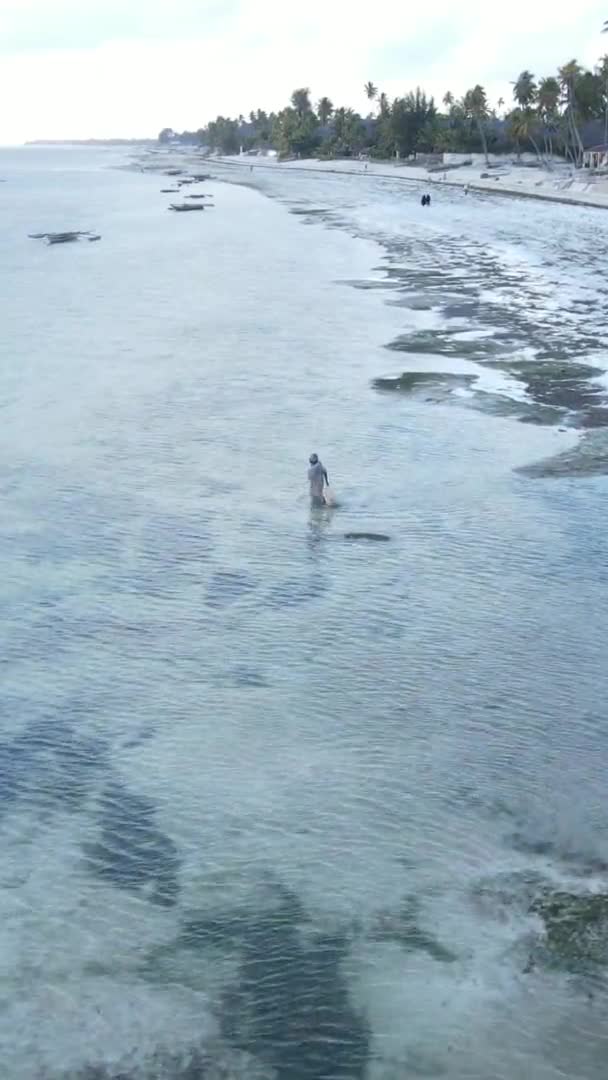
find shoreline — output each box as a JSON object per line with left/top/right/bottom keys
{"left": 139, "top": 147, "right": 604, "bottom": 212}
{"left": 20, "top": 141, "right": 607, "bottom": 212}
{"left": 202, "top": 152, "right": 608, "bottom": 476}
{"left": 205, "top": 154, "right": 608, "bottom": 212}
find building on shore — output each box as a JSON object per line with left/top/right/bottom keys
{"left": 582, "top": 144, "right": 608, "bottom": 169}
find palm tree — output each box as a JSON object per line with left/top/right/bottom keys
{"left": 497, "top": 96, "right": 505, "bottom": 113}
{"left": 378, "top": 92, "right": 390, "bottom": 117}
{"left": 537, "top": 76, "right": 560, "bottom": 159}
{"left": 332, "top": 107, "right": 366, "bottom": 155}
{"left": 597, "top": 54, "right": 608, "bottom": 147}
{"left": 317, "top": 96, "right": 334, "bottom": 126}
{"left": 364, "top": 81, "right": 378, "bottom": 102}
{"left": 512, "top": 70, "right": 537, "bottom": 109}
{"left": 290, "top": 88, "right": 312, "bottom": 117}
{"left": 558, "top": 60, "right": 584, "bottom": 165}
{"left": 537, "top": 76, "right": 560, "bottom": 113}
{"left": 507, "top": 108, "right": 522, "bottom": 160}
{"left": 464, "top": 85, "right": 490, "bottom": 165}
{"left": 508, "top": 107, "right": 543, "bottom": 162}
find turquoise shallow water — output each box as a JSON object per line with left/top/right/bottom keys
{"left": 2, "top": 147, "right": 608, "bottom": 1079}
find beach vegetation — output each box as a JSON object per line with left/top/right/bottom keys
{"left": 179, "top": 53, "right": 608, "bottom": 165}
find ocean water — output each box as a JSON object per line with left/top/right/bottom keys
{"left": 2, "top": 146, "right": 608, "bottom": 1079}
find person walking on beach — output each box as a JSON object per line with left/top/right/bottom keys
{"left": 308, "top": 453, "right": 329, "bottom": 506}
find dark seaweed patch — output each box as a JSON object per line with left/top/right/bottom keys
{"left": 183, "top": 885, "right": 369, "bottom": 1080}
{"left": 386, "top": 329, "right": 510, "bottom": 359}
{"left": 473, "top": 871, "right": 608, "bottom": 975}
{"left": 369, "top": 898, "right": 457, "bottom": 963}
{"left": 47, "top": 1045, "right": 272, "bottom": 1079}
{"left": 290, "top": 207, "right": 330, "bottom": 216}
{"left": 137, "top": 514, "right": 210, "bottom": 562}
{"left": 0, "top": 714, "right": 104, "bottom": 817}
{"left": 373, "top": 371, "right": 477, "bottom": 395}
{"left": 530, "top": 890, "right": 608, "bottom": 973}
{"left": 373, "top": 356, "right": 608, "bottom": 433}
{"left": 385, "top": 294, "right": 435, "bottom": 311}
{"left": 509, "top": 832, "right": 608, "bottom": 877}
{"left": 578, "top": 407, "right": 608, "bottom": 428}
{"left": 340, "top": 278, "right": 403, "bottom": 291}
{"left": 205, "top": 571, "right": 257, "bottom": 608}
{"left": 85, "top": 782, "right": 180, "bottom": 907}
{"left": 518, "top": 432, "right": 608, "bottom": 478}
{"left": 482, "top": 359, "right": 606, "bottom": 417}
{"left": 264, "top": 576, "right": 326, "bottom": 610}
{"left": 469, "top": 390, "right": 564, "bottom": 426}
{"left": 229, "top": 666, "right": 270, "bottom": 688}
{"left": 441, "top": 300, "right": 483, "bottom": 319}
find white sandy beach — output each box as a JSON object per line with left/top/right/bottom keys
{"left": 219, "top": 153, "right": 608, "bottom": 210}
{"left": 142, "top": 144, "right": 608, "bottom": 211}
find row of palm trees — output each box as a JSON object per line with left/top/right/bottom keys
{"left": 438, "top": 59, "right": 608, "bottom": 165}
{"left": 507, "top": 61, "right": 608, "bottom": 165}
{"left": 334, "top": 69, "right": 600, "bottom": 165}
{"left": 328, "top": 80, "right": 497, "bottom": 162}
{"left": 197, "top": 50, "right": 608, "bottom": 164}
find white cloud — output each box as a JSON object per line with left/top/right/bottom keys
{"left": 0, "top": 0, "right": 606, "bottom": 142}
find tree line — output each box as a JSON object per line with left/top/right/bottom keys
{"left": 161, "top": 54, "right": 608, "bottom": 166}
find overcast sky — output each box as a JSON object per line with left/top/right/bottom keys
{"left": 0, "top": 0, "right": 606, "bottom": 143}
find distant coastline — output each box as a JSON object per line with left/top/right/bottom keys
{"left": 25, "top": 138, "right": 155, "bottom": 146}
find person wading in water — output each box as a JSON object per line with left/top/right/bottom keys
{"left": 308, "top": 453, "right": 329, "bottom": 506}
